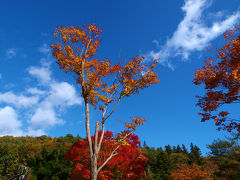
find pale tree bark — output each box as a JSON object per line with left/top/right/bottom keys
{"left": 85, "top": 101, "right": 98, "bottom": 180}
{"left": 86, "top": 98, "right": 123, "bottom": 180}
{"left": 91, "top": 121, "right": 100, "bottom": 180}
{"left": 90, "top": 153, "right": 98, "bottom": 180}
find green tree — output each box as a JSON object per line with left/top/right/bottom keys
{"left": 189, "top": 143, "right": 202, "bottom": 165}
{"left": 207, "top": 139, "right": 234, "bottom": 157}
{"left": 207, "top": 135, "right": 240, "bottom": 179}
{"left": 181, "top": 144, "right": 188, "bottom": 154}
{"left": 165, "top": 145, "right": 172, "bottom": 155}
{"left": 175, "top": 145, "right": 182, "bottom": 153}
{"left": 144, "top": 147, "right": 172, "bottom": 179}
{"left": 0, "top": 142, "right": 20, "bottom": 179}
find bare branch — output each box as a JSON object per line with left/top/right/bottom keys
{"left": 97, "top": 143, "right": 120, "bottom": 174}
{"left": 97, "top": 124, "right": 105, "bottom": 153}
{"left": 94, "top": 121, "right": 100, "bottom": 155}
{"left": 97, "top": 127, "right": 137, "bottom": 174}
{"left": 79, "top": 44, "right": 85, "bottom": 58}
{"left": 100, "top": 98, "right": 121, "bottom": 124}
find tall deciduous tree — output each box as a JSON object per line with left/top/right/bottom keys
{"left": 51, "top": 24, "right": 159, "bottom": 179}
{"left": 194, "top": 25, "right": 240, "bottom": 133}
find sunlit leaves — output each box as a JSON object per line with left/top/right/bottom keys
{"left": 51, "top": 24, "right": 159, "bottom": 110}
{"left": 120, "top": 57, "right": 159, "bottom": 97}
{"left": 125, "top": 116, "right": 146, "bottom": 131}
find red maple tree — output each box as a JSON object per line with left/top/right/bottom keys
{"left": 65, "top": 131, "right": 148, "bottom": 180}
{"left": 194, "top": 25, "right": 240, "bottom": 132}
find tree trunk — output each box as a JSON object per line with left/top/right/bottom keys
{"left": 85, "top": 101, "right": 93, "bottom": 156}
{"left": 90, "top": 154, "right": 98, "bottom": 180}
{"left": 85, "top": 101, "right": 99, "bottom": 180}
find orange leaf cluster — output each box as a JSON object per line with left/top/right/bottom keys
{"left": 125, "top": 116, "right": 146, "bottom": 131}
{"left": 193, "top": 25, "right": 240, "bottom": 132}
{"left": 51, "top": 24, "right": 159, "bottom": 110}
{"left": 120, "top": 57, "right": 159, "bottom": 97}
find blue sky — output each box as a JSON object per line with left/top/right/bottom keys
{"left": 0, "top": 0, "right": 239, "bottom": 154}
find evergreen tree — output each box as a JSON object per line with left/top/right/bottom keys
{"left": 165, "top": 145, "right": 172, "bottom": 155}
{"left": 207, "top": 139, "right": 234, "bottom": 157}
{"left": 181, "top": 144, "right": 188, "bottom": 154}
{"left": 143, "top": 140, "right": 148, "bottom": 148}
{"left": 176, "top": 145, "right": 182, "bottom": 153}
{"left": 172, "top": 146, "right": 177, "bottom": 153}
{"left": 189, "top": 143, "right": 202, "bottom": 165}
{"left": 145, "top": 147, "right": 172, "bottom": 179}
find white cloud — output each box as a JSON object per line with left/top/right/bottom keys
{"left": 149, "top": 0, "right": 240, "bottom": 68}
{"left": 38, "top": 43, "right": 50, "bottom": 54}
{"left": 6, "top": 48, "right": 17, "bottom": 59}
{"left": 30, "top": 104, "right": 63, "bottom": 129}
{"left": 26, "top": 88, "right": 46, "bottom": 95}
{"left": 28, "top": 66, "right": 51, "bottom": 84}
{"left": 26, "top": 62, "right": 82, "bottom": 129}
{"left": 48, "top": 82, "right": 82, "bottom": 106}
{"left": 0, "top": 74, "right": 2, "bottom": 79}
{"left": 0, "top": 92, "right": 39, "bottom": 108}
{"left": 0, "top": 106, "right": 23, "bottom": 136}
{"left": 0, "top": 106, "right": 46, "bottom": 137}
{"left": 40, "top": 57, "right": 52, "bottom": 68}
{"left": 29, "top": 82, "right": 82, "bottom": 128}
{"left": 26, "top": 128, "right": 45, "bottom": 136}
{"left": 1, "top": 50, "right": 82, "bottom": 136}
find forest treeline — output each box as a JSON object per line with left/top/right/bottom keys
{"left": 0, "top": 133, "right": 239, "bottom": 180}
{"left": 0, "top": 134, "right": 81, "bottom": 180}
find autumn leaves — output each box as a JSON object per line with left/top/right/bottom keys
{"left": 51, "top": 23, "right": 240, "bottom": 179}
{"left": 51, "top": 24, "right": 159, "bottom": 130}
{"left": 51, "top": 24, "right": 159, "bottom": 179}
{"left": 194, "top": 25, "right": 240, "bottom": 133}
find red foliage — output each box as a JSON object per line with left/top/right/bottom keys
{"left": 194, "top": 25, "right": 240, "bottom": 132}
{"left": 65, "top": 131, "right": 147, "bottom": 180}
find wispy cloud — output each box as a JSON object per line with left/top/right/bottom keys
{"left": 6, "top": 48, "right": 17, "bottom": 59}
{"left": 4, "top": 83, "right": 15, "bottom": 90}
{"left": 149, "top": 0, "right": 240, "bottom": 69}
{"left": 26, "top": 88, "right": 47, "bottom": 95}
{"left": 38, "top": 43, "right": 51, "bottom": 54}
{"left": 0, "top": 92, "right": 39, "bottom": 108}
{"left": 28, "top": 66, "right": 51, "bottom": 84}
